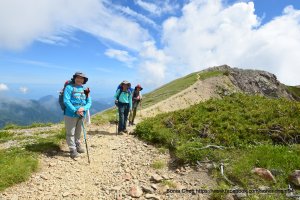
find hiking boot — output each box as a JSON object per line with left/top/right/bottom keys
{"left": 118, "top": 131, "right": 124, "bottom": 135}
{"left": 76, "top": 145, "right": 85, "bottom": 153}
{"left": 123, "top": 129, "right": 128, "bottom": 133}
{"left": 131, "top": 122, "right": 136, "bottom": 125}
{"left": 70, "top": 149, "right": 79, "bottom": 159}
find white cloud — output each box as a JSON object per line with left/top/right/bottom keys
{"left": 109, "top": 4, "right": 158, "bottom": 29}
{"left": 1, "top": 0, "right": 300, "bottom": 88}
{"left": 138, "top": 41, "right": 170, "bottom": 86}
{"left": 151, "top": 0, "right": 300, "bottom": 85}
{"left": 19, "top": 86, "right": 29, "bottom": 94}
{"left": 0, "top": 0, "right": 151, "bottom": 51}
{"left": 0, "top": 83, "right": 9, "bottom": 91}
{"left": 105, "top": 48, "right": 137, "bottom": 66}
{"left": 135, "top": 0, "right": 179, "bottom": 16}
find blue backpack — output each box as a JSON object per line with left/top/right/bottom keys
{"left": 116, "top": 84, "right": 133, "bottom": 93}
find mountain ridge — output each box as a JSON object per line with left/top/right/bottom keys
{"left": 139, "top": 65, "right": 299, "bottom": 118}
{"left": 0, "top": 95, "right": 111, "bottom": 128}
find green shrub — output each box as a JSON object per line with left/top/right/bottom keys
{"left": 0, "top": 148, "right": 38, "bottom": 191}
{"left": 0, "top": 127, "right": 65, "bottom": 191}
{"left": 227, "top": 144, "right": 300, "bottom": 188}
{"left": 0, "top": 131, "right": 14, "bottom": 143}
{"left": 134, "top": 94, "right": 300, "bottom": 192}
{"left": 135, "top": 94, "right": 300, "bottom": 149}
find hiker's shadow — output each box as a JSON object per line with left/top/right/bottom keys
{"left": 24, "top": 142, "right": 70, "bottom": 158}
{"left": 55, "top": 150, "right": 72, "bottom": 158}
{"left": 88, "top": 130, "right": 116, "bottom": 136}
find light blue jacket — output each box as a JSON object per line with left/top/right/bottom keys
{"left": 114, "top": 89, "right": 132, "bottom": 109}
{"left": 64, "top": 85, "right": 92, "bottom": 118}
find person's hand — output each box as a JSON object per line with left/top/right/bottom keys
{"left": 77, "top": 107, "right": 84, "bottom": 117}
{"left": 84, "top": 88, "right": 90, "bottom": 97}
{"left": 115, "top": 100, "right": 118, "bottom": 104}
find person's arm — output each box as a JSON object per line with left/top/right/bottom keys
{"left": 114, "top": 89, "right": 121, "bottom": 105}
{"left": 63, "top": 85, "right": 77, "bottom": 113}
{"left": 114, "top": 89, "right": 121, "bottom": 100}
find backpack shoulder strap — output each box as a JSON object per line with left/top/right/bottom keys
{"left": 116, "top": 89, "right": 122, "bottom": 101}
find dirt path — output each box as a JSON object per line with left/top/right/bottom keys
{"left": 139, "top": 75, "right": 234, "bottom": 118}
{"left": 0, "top": 75, "right": 228, "bottom": 200}
{"left": 0, "top": 123, "right": 216, "bottom": 200}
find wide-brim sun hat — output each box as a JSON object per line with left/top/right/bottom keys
{"left": 135, "top": 84, "right": 143, "bottom": 91}
{"left": 121, "top": 80, "right": 131, "bottom": 86}
{"left": 73, "top": 72, "right": 88, "bottom": 84}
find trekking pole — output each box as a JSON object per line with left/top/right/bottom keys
{"left": 81, "top": 118, "right": 90, "bottom": 164}
{"left": 140, "top": 101, "right": 142, "bottom": 117}
{"left": 116, "top": 107, "right": 119, "bottom": 135}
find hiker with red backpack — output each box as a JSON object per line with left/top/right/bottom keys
{"left": 129, "top": 84, "right": 143, "bottom": 126}
{"left": 114, "top": 80, "right": 132, "bottom": 134}
{"left": 62, "top": 72, "right": 92, "bottom": 159}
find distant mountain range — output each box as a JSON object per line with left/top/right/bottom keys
{"left": 0, "top": 95, "right": 113, "bottom": 128}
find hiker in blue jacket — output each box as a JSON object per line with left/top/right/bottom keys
{"left": 114, "top": 80, "right": 132, "bottom": 134}
{"left": 64, "top": 72, "right": 92, "bottom": 158}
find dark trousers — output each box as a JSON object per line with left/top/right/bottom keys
{"left": 129, "top": 108, "right": 137, "bottom": 123}
{"left": 129, "top": 101, "right": 140, "bottom": 123}
{"left": 118, "top": 102, "right": 130, "bottom": 132}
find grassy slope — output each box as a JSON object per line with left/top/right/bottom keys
{"left": 3, "top": 122, "right": 54, "bottom": 130}
{"left": 0, "top": 127, "right": 65, "bottom": 191}
{"left": 141, "top": 72, "right": 199, "bottom": 108}
{"left": 135, "top": 94, "right": 300, "bottom": 199}
{"left": 92, "top": 70, "right": 226, "bottom": 125}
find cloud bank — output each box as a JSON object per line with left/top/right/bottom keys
{"left": 158, "top": 1, "right": 300, "bottom": 85}
{"left": 0, "top": 0, "right": 300, "bottom": 87}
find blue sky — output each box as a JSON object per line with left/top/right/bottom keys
{"left": 0, "top": 0, "right": 300, "bottom": 100}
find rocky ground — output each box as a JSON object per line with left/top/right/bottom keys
{"left": 0, "top": 123, "right": 216, "bottom": 200}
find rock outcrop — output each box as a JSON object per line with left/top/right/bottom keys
{"left": 205, "top": 65, "right": 295, "bottom": 100}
